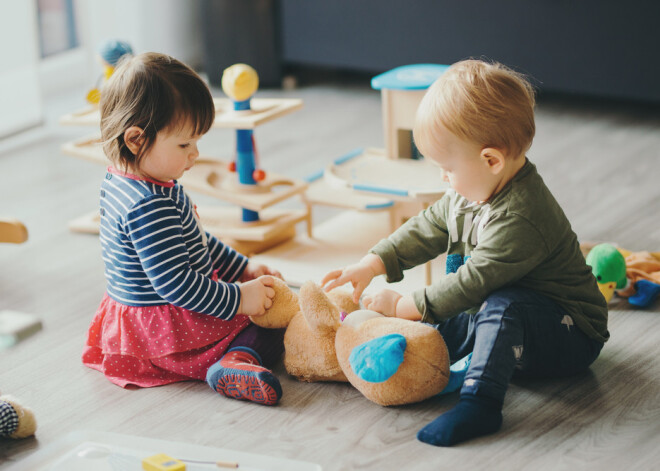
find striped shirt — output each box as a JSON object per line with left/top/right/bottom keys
{"left": 99, "top": 167, "right": 247, "bottom": 320}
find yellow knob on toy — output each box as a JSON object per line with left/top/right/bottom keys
{"left": 222, "top": 63, "right": 259, "bottom": 101}
{"left": 86, "top": 88, "right": 101, "bottom": 104}
{"left": 103, "top": 64, "right": 115, "bottom": 80}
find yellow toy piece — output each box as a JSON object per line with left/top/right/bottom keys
{"left": 86, "top": 88, "right": 101, "bottom": 105}
{"left": 222, "top": 63, "right": 259, "bottom": 102}
{"left": 103, "top": 64, "right": 115, "bottom": 80}
{"left": 142, "top": 454, "right": 186, "bottom": 471}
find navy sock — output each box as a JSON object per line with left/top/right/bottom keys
{"left": 417, "top": 394, "right": 503, "bottom": 447}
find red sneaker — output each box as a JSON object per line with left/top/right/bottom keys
{"left": 206, "top": 347, "right": 282, "bottom": 406}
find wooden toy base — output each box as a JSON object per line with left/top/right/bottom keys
{"left": 251, "top": 209, "right": 444, "bottom": 293}
{"left": 196, "top": 206, "right": 310, "bottom": 256}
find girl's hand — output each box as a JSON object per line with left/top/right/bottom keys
{"left": 240, "top": 262, "right": 283, "bottom": 282}
{"left": 238, "top": 275, "right": 276, "bottom": 316}
{"left": 322, "top": 254, "right": 386, "bottom": 304}
{"left": 363, "top": 289, "right": 402, "bottom": 317}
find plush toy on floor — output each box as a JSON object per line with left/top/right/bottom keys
{"left": 251, "top": 278, "right": 360, "bottom": 382}
{"left": 0, "top": 393, "right": 36, "bottom": 439}
{"left": 585, "top": 243, "right": 660, "bottom": 307}
{"left": 253, "top": 279, "right": 452, "bottom": 406}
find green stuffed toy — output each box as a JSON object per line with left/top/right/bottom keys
{"left": 585, "top": 243, "right": 627, "bottom": 302}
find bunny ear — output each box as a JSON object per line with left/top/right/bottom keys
{"left": 299, "top": 281, "right": 341, "bottom": 333}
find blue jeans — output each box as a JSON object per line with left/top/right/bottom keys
{"left": 433, "top": 287, "right": 604, "bottom": 403}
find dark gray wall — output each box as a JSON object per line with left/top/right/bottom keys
{"left": 281, "top": 0, "right": 660, "bottom": 102}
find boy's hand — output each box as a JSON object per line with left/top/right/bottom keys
{"left": 238, "top": 275, "right": 276, "bottom": 316}
{"left": 363, "top": 289, "right": 402, "bottom": 317}
{"left": 322, "top": 254, "right": 385, "bottom": 304}
{"left": 240, "top": 262, "right": 283, "bottom": 282}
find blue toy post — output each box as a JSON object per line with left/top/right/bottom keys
{"left": 222, "top": 64, "right": 262, "bottom": 223}
{"left": 234, "top": 100, "right": 259, "bottom": 222}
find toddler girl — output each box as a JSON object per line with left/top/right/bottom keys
{"left": 82, "top": 52, "right": 285, "bottom": 406}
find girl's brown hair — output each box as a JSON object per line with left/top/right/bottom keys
{"left": 100, "top": 52, "right": 215, "bottom": 172}
{"left": 414, "top": 59, "right": 536, "bottom": 160}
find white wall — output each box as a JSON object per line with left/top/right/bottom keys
{"left": 0, "top": 0, "right": 43, "bottom": 138}
{"left": 39, "top": 0, "right": 204, "bottom": 99}
{"left": 81, "top": 0, "right": 203, "bottom": 69}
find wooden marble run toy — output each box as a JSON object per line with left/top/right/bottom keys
{"left": 304, "top": 64, "right": 451, "bottom": 231}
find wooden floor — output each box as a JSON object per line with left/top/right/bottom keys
{"left": 1, "top": 77, "right": 659, "bottom": 470}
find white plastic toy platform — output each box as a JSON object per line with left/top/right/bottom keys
{"left": 323, "top": 148, "right": 448, "bottom": 202}
{"left": 4, "top": 430, "right": 322, "bottom": 471}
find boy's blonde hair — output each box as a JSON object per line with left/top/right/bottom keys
{"left": 414, "top": 59, "right": 536, "bottom": 160}
{"left": 100, "top": 52, "right": 215, "bottom": 172}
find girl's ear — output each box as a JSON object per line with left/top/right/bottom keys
{"left": 123, "top": 126, "right": 145, "bottom": 155}
{"left": 481, "top": 147, "right": 505, "bottom": 175}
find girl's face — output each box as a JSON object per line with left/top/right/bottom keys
{"left": 138, "top": 125, "right": 202, "bottom": 183}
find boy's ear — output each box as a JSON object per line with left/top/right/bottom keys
{"left": 481, "top": 147, "right": 505, "bottom": 174}
{"left": 123, "top": 126, "right": 145, "bottom": 155}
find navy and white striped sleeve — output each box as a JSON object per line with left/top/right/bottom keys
{"left": 205, "top": 232, "right": 248, "bottom": 282}
{"left": 125, "top": 195, "right": 241, "bottom": 319}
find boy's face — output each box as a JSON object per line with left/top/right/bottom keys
{"left": 139, "top": 124, "right": 202, "bottom": 183}
{"left": 423, "top": 123, "right": 501, "bottom": 202}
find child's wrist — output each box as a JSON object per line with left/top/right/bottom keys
{"left": 361, "top": 253, "right": 386, "bottom": 277}
{"left": 393, "top": 293, "right": 404, "bottom": 318}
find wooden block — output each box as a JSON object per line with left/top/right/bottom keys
{"left": 0, "top": 219, "right": 28, "bottom": 244}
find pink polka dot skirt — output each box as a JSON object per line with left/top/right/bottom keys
{"left": 82, "top": 293, "right": 251, "bottom": 388}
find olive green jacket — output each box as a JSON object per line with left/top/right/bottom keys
{"left": 371, "top": 159, "right": 609, "bottom": 343}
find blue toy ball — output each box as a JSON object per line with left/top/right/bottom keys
{"left": 98, "top": 39, "right": 133, "bottom": 67}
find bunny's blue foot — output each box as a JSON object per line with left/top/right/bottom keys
{"left": 438, "top": 353, "right": 473, "bottom": 395}
{"left": 349, "top": 334, "right": 407, "bottom": 383}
